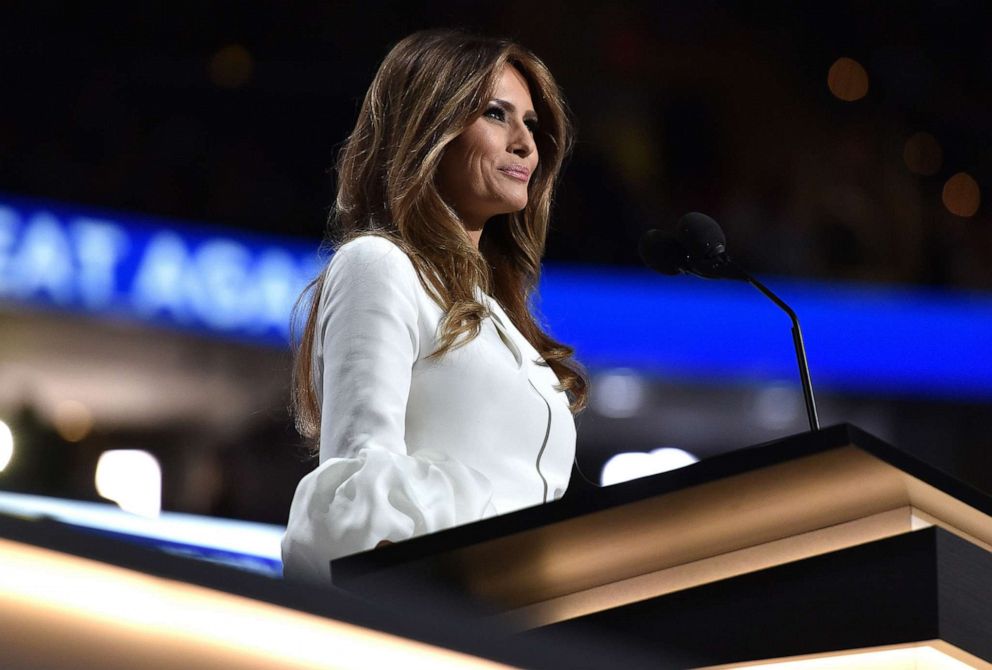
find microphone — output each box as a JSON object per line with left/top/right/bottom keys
{"left": 639, "top": 212, "right": 746, "bottom": 280}
{"left": 638, "top": 229, "right": 688, "bottom": 275}
{"left": 677, "top": 211, "right": 726, "bottom": 257}
{"left": 639, "top": 213, "right": 820, "bottom": 431}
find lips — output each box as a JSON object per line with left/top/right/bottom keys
{"left": 498, "top": 165, "right": 531, "bottom": 182}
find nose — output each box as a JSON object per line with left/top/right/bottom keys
{"left": 508, "top": 122, "right": 536, "bottom": 159}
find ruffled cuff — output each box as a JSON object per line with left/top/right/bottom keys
{"left": 281, "top": 448, "right": 497, "bottom": 583}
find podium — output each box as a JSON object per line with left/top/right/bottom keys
{"left": 333, "top": 424, "right": 992, "bottom": 668}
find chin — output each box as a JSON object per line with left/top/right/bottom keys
{"left": 503, "top": 196, "right": 529, "bottom": 213}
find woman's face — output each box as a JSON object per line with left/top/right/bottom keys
{"left": 437, "top": 65, "right": 540, "bottom": 233}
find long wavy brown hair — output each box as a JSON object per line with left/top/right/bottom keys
{"left": 292, "top": 29, "right": 589, "bottom": 440}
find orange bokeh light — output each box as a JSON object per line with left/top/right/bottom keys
{"left": 827, "top": 57, "right": 869, "bottom": 102}
{"left": 209, "top": 45, "right": 253, "bottom": 89}
{"left": 942, "top": 173, "right": 981, "bottom": 218}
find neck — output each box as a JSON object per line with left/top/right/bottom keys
{"left": 465, "top": 226, "right": 483, "bottom": 249}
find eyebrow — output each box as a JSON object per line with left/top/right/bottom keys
{"left": 492, "top": 98, "right": 539, "bottom": 122}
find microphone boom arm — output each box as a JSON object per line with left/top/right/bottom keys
{"left": 727, "top": 260, "right": 820, "bottom": 431}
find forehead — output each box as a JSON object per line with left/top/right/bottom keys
{"left": 494, "top": 64, "right": 535, "bottom": 109}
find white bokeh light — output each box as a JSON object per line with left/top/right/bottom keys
{"left": 601, "top": 447, "right": 699, "bottom": 486}
{"left": 754, "top": 383, "right": 802, "bottom": 430}
{"left": 591, "top": 369, "right": 647, "bottom": 418}
{"left": 95, "top": 450, "right": 162, "bottom": 518}
{"left": 0, "top": 420, "right": 13, "bottom": 472}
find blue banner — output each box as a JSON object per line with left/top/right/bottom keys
{"left": 539, "top": 267, "right": 992, "bottom": 400}
{"left": 2, "top": 194, "right": 991, "bottom": 400}
{"left": 0, "top": 195, "right": 322, "bottom": 345}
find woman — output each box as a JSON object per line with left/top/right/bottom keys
{"left": 282, "top": 29, "right": 588, "bottom": 584}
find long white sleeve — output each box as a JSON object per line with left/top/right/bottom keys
{"left": 281, "top": 236, "right": 496, "bottom": 583}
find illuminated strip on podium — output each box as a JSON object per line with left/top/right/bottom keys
{"left": 0, "top": 536, "right": 510, "bottom": 670}
{"left": 699, "top": 643, "right": 986, "bottom": 669}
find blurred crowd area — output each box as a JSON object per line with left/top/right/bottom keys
{"left": 2, "top": 1, "right": 991, "bottom": 289}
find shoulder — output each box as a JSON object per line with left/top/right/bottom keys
{"left": 320, "top": 235, "right": 425, "bottom": 310}
{"left": 326, "top": 235, "right": 418, "bottom": 282}
{"left": 332, "top": 235, "right": 411, "bottom": 267}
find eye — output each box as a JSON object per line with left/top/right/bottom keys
{"left": 483, "top": 105, "right": 506, "bottom": 122}
{"left": 524, "top": 118, "right": 539, "bottom": 134}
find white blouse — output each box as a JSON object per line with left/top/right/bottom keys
{"left": 281, "top": 235, "right": 576, "bottom": 583}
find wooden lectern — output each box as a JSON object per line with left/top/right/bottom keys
{"left": 333, "top": 424, "right": 992, "bottom": 668}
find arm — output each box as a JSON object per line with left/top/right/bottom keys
{"left": 316, "top": 235, "right": 423, "bottom": 466}
{"left": 281, "top": 237, "right": 495, "bottom": 582}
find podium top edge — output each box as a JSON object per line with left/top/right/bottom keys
{"left": 333, "top": 423, "right": 992, "bottom": 582}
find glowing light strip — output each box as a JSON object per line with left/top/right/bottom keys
{"left": 700, "top": 642, "right": 984, "bottom": 669}
{"left": 0, "top": 491, "right": 283, "bottom": 559}
{"left": 0, "top": 537, "right": 511, "bottom": 669}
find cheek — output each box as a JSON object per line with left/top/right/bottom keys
{"left": 448, "top": 143, "right": 485, "bottom": 179}
{"left": 438, "top": 144, "right": 474, "bottom": 197}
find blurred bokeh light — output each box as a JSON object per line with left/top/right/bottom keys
{"left": 208, "top": 44, "right": 254, "bottom": 89}
{"left": 601, "top": 448, "right": 699, "bottom": 486}
{"left": 942, "top": 172, "right": 981, "bottom": 217}
{"left": 0, "top": 421, "right": 13, "bottom": 473}
{"left": 53, "top": 400, "right": 93, "bottom": 443}
{"left": 95, "top": 450, "right": 162, "bottom": 518}
{"left": 591, "top": 370, "right": 647, "bottom": 418}
{"left": 827, "top": 57, "right": 869, "bottom": 101}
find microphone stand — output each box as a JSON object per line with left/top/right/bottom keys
{"left": 708, "top": 257, "right": 820, "bottom": 431}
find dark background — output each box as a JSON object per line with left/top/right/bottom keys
{"left": 1, "top": 1, "right": 990, "bottom": 523}
{"left": 4, "top": 1, "right": 991, "bottom": 285}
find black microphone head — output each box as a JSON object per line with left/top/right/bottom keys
{"left": 676, "top": 212, "right": 726, "bottom": 259}
{"left": 638, "top": 229, "right": 689, "bottom": 275}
